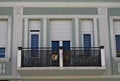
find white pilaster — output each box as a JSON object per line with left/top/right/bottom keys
{"left": 13, "top": 6, "right": 23, "bottom": 75}
{"left": 59, "top": 49, "right": 63, "bottom": 67}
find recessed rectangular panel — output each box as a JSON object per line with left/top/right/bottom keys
{"left": 50, "top": 19, "right": 72, "bottom": 41}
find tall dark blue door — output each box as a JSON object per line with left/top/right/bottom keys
{"left": 63, "top": 41, "right": 70, "bottom": 66}
{"left": 116, "top": 35, "right": 120, "bottom": 51}
{"left": 83, "top": 34, "right": 91, "bottom": 48}
{"left": 31, "top": 34, "right": 39, "bottom": 48}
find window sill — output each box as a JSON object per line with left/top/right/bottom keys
{"left": 0, "top": 58, "right": 10, "bottom": 62}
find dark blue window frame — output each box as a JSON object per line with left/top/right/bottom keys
{"left": 31, "top": 34, "right": 39, "bottom": 57}
{"left": 0, "top": 48, "right": 5, "bottom": 58}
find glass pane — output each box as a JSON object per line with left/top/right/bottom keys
{"left": 0, "top": 48, "right": 5, "bottom": 58}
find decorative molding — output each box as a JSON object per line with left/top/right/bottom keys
{"left": 0, "top": 64, "right": 6, "bottom": 74}
{"left": 0, "top": 16, "right": 11, "bottom": 62}
{"left": 23, "top": 15, "right": 98, "bottom": 19}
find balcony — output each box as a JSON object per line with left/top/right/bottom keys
{"left": 17, "top": 46, "right": 106, "bottom": 76}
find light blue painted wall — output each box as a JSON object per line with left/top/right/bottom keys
{"left": 23, "top": 8, "right": 98, "bottom": 15}
{"left": 108, "top": 8, "right": 120, "bottom": 16}
{"left": 0, "top": 7, "right": 13, "bottom": 15}
{"left": 108, "top": 8, "right": 120, "bottom": 75}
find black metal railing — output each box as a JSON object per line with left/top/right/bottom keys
{"left": 19, "top": 47, "right": 102, "bottom": 67}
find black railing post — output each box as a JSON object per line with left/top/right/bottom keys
{"left": 20, "top": 47, "right": 103, "bottom": 67}
{"left": 100, "top": 46, "right": 104, "bottom": 49}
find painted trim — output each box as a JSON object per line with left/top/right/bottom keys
{"left": 0, "top": 2, "right": 120, "bottom": 8}
{"left": 72, "top": 19, "right": 75, "bottom": 47}
{"left": 17, "top": 49, "right": 22, "bottom": 68}
{"left": 93, "top": 18, "right": 99, "bottom": 47}
{"left": 29, "top": 32, "right": 40, "bottom": 47}
{"left": 118, "top": 63, "right": 120, "bottom": 73}
{"left": 0, "top": 16, "right": 11, "bottom": 62}
{"left": 24, "top": 18, "right": 42, "bottom": 48}
{"left": 81, "top": 19, "right": 97, "bottom": 47}
{"left": 110, "top": 16, "right": 120, "bottom": 60}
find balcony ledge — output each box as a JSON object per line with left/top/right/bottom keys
{"left": 17, "top": 67, "right": 106, "bottom": 76}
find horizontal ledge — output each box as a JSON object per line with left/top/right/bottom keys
{"left": 0, "top": 58, "right": 10, "bottom": 62}
{"left": 1, "top": 75, "right": 120, "bottom": 80}
{"left": 17, "top": 67, "right": 106, "bottom": 70}
{"left": 0, "top": 2, "right": 120, "bottom": 8}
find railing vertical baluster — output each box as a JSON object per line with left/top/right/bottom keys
{"left": 59, "top": 47, "right": 63, "bottom": 67}
{"left": 19, "top": 46, "right": 104, "bottom": 67}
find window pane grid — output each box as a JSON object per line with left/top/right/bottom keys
{"left": 116, "top": 35, "right": 120, "bottom": 51}
{"left": 83, "top": 34, "right": 91, "bottom": 48}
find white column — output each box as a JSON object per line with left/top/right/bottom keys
{"left": 59, "top": 49, "right": 63, "bottom": 67}
{"left": 0, "top": 64, "right": 2, "bottom": 74}
{"left": 98, "top": 7, "right": 111, "bottom": 74}
{"left": 7, "top": 17, "right": 12, "bottom": 59}
{"left": 93, "top": 18, "right": 98, "bottom": 47}
{"left": 13, "top": 6, "right": 23, "bottom": 75}
{"left": 43, "top": 18, "right": 47, "bottom": 47}
{"left": 75, "top": 18, "right": 79, "bottom": 47}
{"left": 24, "top": 18, "right": 28, "bottom": 47}
{"left": 59, "top": 41, "right": 63, "bottom": 67}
